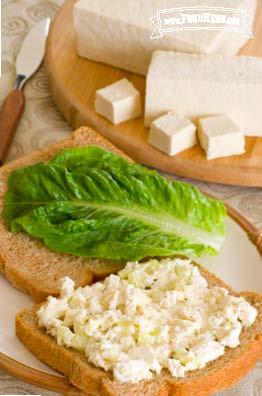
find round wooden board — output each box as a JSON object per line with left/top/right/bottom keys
{"left": 45, "top": 0, "right": 262, "bottom": 187}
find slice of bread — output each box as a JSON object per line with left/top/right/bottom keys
{"left": 0, "top": 127, "right": 130, "bottom": 302}
{"left": 16, "top": 262, "right": 262, "bottom": 396}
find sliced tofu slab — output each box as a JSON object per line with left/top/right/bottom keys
{"left": 74, "top": 0, "right": 256, "bottom": 76}
{"left": 145, "top": 51, "right": 262, "bottom": 137}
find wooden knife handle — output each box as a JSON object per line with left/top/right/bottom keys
{"left": 0, "top": 89, "right": 25, "bottom": 165}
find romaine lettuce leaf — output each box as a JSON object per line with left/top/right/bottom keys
{"left": 2, "top": 146, "right": 227, "bottom": 261}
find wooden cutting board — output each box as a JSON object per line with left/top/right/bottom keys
{"left": 45, "top": 0, "right": 262, "bottom": 187}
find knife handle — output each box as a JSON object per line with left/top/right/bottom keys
{"left": 0, "top": 89, "right": 25, "bottom": 165}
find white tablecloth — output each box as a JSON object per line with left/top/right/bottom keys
{"left": 0, "top": 1, "right": 261, "bottom": 395}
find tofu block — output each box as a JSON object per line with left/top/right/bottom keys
{"left": 145, "top": 52, "right": 262, "bottom": 137}
{"left": 148, "top": 111, "right": 197, "bottom": 156}
{"left": 95, "top": 79, "right": 141, "bottom": 125}
{"left": 74, "top": 0, "right": 256, "bottom": 76}
{"left": 198, "top": 115, "right": 245, "bottom": 160}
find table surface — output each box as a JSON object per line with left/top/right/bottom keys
{"left": 0, "top": 1, "right": 262, "bottom": 395}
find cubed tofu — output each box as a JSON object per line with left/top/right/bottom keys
{"left": 198, "top": 115, "right": 245, "bottom": 160}
{"left": 148, "top": 111, "right": 197, "bottom": 156}
{"left": 95, "top": 79, "right": 141, "bottom": 125}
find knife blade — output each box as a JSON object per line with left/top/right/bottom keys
{"left": 0, "top": 18, "right": 51, "bottom": 165}
{"left": 16, "top": 18, "right": 50, "bottom": 89}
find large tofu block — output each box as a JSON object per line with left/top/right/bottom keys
{"left": 95, "top": 79, "right": 141, "bottom": 125}
{"left": 74, "top": 0, "right": 256, "bottom": 76}
{"left": 148, "top": 111, "right": 196, "bottom": 155}
{"left": 198, "top": 115, "right": 245, "bottom": 159}
{"left": 145, "top": 52, "right": 262, "bottom": 136}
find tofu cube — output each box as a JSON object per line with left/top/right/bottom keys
{"left": 95, "top": 78, "right": 141, "bottom": 125}
{"left": 198, "top": 115, "right": 245, "bottom": 160}
{"left": 148, "top": 111, "right": 197, "bottom": 156}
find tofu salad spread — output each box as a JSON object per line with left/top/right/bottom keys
{"left": 37, "top": 258, "right": 257, "bottom": 384}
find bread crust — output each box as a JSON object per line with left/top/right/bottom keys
{"left": 16, "top": 263, "right": 262, "bottom": 396}
{"left": 0, "top": 127, "right": 130, "bottom": 301}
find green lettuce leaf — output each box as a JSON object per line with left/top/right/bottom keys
{"left": 2, "top": 146, "right": 227, "bottom": 261}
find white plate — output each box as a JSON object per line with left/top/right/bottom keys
{"left": 0, "top": 214, "right": 261, "bottom": 390}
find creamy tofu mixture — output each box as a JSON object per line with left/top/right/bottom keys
{"left": 37, "top": 258, "right": 257, "bottom": 384}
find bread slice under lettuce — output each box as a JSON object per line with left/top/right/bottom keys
{"left": 0, "top": 127, "right": 129, "bottom": 301}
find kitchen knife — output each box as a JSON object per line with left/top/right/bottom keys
{"left": 0, "top": 18, "right": 50, "bottom": 165}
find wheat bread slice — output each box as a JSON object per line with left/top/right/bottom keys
{"left": 0, "top": 127, "right": 130, "bottom": 302}
{"left": 16, "top": 262, "right": 262, "bottom": 396}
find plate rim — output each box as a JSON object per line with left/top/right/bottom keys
{"left": 0, "top": 201, "right": 261, "bottom": 394}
